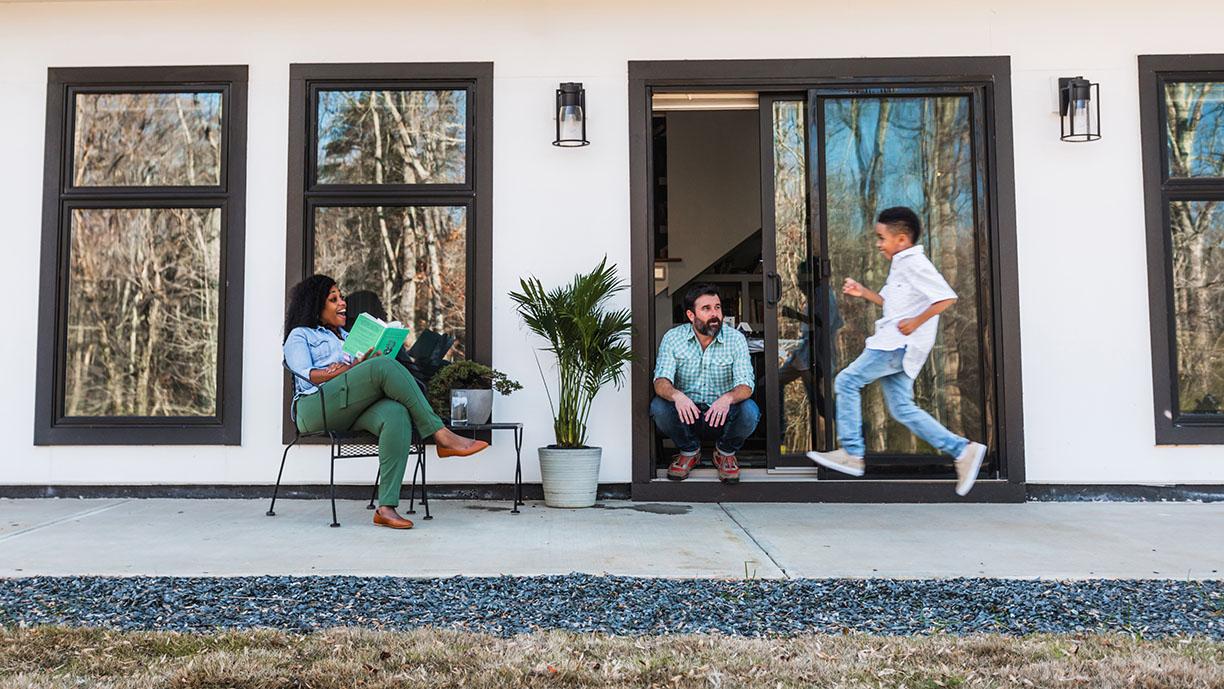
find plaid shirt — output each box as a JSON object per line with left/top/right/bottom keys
{"left": 653, "top": 324, "right": 755, "bottom": 406}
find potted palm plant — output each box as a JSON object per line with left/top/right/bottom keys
{"left": 510, "top": 257, "right": 633, "bottom": 508}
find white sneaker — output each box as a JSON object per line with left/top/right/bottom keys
{"left": 806, "top": 449, "right": 865, "bottom": 477}
{"left": 954, "top": 442, "right": 987, "bottom": 496}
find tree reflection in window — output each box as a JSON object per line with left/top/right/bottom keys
{"left": 313, "top": 206, "right": 467, "bottom": 357}
{"left": 823, "top": 96, "right": 984, "bottom": 454}
{"left": 65, "top": 208, "right": 221, "bottom": 417}
{"left": 72, "top": 92, "right": 222, "bottom": 187}
{"left": 316, "top": 90, "right": 466, "bottom": 185}
{"left": 1165, "top": 83, "right": 1224, "bottom": 415}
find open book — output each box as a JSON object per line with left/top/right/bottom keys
{"left": 342, "top": 312, "right": 411, "bottom": 360}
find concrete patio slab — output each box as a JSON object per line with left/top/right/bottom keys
{"left": 0, "top": 498, "right": 1221, "bottom": 580}
{"left": 722, "top": 502, "right": 1224, "bottom": 580}
{"left": 0, "top": 499, "right": 128, "bottom": 538}
{"left": 0, "top": 498, "right": 782, "bottom": 578}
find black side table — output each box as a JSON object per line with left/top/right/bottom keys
{"left": 448, "top": 422, "right": 524, "bottom": 513}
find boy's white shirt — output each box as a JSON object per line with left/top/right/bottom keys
{"left": 864, "top": 245, "right": 958, "bottom": 379}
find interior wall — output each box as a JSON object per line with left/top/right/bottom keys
{"left": 1, "top": 0, "right": 1222, "bottom": 488}
{"left": 655, "top": 109, "right": 761, "bottom": 342}
{"left": 662, "top": 109, "right": 762, "bottom": 293}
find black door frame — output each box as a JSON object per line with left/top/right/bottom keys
{"left": 628, "top": 57, "right": 1025, "bottom": 502}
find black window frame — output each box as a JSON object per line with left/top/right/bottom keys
{"left": 1139, "top": 54, "right": 1224, "bottom": 444}
{"left": 35, "top": 65, "right": 248, "bottom": 445}
{"left": 283, "top": 62, "right": 493, "bottom": 443}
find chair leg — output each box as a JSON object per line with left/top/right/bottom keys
{"left": 420, "top": 447, "right": 431, "bottom": 520}
{"left": 330, "top": 453, "right": 340, "bottom": 528}
{"left": 368, "top": 467, "right": 378, "bottom": 510}
{"left": 267, "top": 437, "right": 299, "bottom": 516}
{"left": 407, "top": 450, "right": 421, "bottom": 515}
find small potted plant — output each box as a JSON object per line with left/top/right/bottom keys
{"left": 510, "top": 257, "right": 633, "bottom": 508}
{"left": 427, "top": 360, "right": 522, "bottom": 425}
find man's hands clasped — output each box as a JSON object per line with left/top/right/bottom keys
{"left": 672, "top": 391, "right": 733, "bottom": 428}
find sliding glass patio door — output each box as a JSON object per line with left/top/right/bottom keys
{"left": 762, "top": 87, "right": 997, "bottom": 472}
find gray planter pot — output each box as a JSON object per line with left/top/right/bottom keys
{"left": 537, "top": 446, "right": 602, "bottom": 508}
{"left": 450, "top": 389, "right": 493, "bottom": 425}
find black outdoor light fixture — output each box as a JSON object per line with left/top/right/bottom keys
{"left": 1059, "top": 76, "right": 1101, "bottom": 142}
{"left": 553, "top": 82, "right": 589, "bottom": 147}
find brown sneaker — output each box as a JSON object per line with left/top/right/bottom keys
{"left": 666, "top": 453, "right": 700, "bottom": 480}
{"left": 713, "top": 451, "right": 740, "bottom": 483}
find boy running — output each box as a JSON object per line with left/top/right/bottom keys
{"left": 807, "top": 207, "right": 987, "bottom": 495}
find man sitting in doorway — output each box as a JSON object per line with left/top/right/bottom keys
{"left": 651, "top": 284, "right": 760, "bottom": 483}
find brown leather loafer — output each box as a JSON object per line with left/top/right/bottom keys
{"left": 438, "top": 440, "right": 489, "bottom": 458}
{"left": 373, "top": 508, "right": 414, "bottom": 529}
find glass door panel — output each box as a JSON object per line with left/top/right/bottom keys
{"left": 814, "top": 91, "right": 990, "bottom": 458}
{"left": 763, "top": 97, "right": 824, "bottom": 468}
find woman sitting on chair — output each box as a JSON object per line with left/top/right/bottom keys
{"left": 283, "top": 274, "right": 487, "bottom": 530}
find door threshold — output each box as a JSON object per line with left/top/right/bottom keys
{"left": 635, "top": 476, "right": 1023, "bottom": 502}
{"left": 654, "top": 467, "right": 1009, "bottom": 485}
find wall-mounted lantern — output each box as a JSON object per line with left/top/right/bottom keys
{"left": 1059, "top": 76, "right": 1100, "bottom": 142}
{"left": 553, "top": 82, "right": 590, "bottom": 147}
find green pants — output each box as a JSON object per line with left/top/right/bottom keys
{"left": 295, "top": 356, "right": 444, "bottom": 507}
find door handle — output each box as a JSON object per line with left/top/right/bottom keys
{"left": 766, "top": 272, "right": 781, "bottom": 307}
{"left": 811, "top": 255, "right": 832, "bottom": 282}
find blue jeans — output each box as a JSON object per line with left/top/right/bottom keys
{"left": 834, "top": 348, "right": 968, "bottom": 458}
{"left": 650, "top": 396, "right": 761, "bottom": 455}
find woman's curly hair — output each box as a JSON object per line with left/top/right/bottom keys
{"left": 284, "top": 274, "right": 337, "bottom": 340}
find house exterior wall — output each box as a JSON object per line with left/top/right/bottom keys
{"left": 0, "top": 0, "right": 1220, "bottom": 490}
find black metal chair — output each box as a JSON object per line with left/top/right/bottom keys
{"left": 268, "top": 362, "right": 430, "bottom": 526}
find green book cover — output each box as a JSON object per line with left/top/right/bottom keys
{"left": 342, "top": 312, "right": 410, "bottom": 359}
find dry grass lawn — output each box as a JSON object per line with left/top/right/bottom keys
{"left": 0, "top": 626, "right": 1221, "bottom": 689}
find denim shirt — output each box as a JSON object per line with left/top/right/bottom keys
{"left": 283, "top": 325, "right": 351, "bottom": 399}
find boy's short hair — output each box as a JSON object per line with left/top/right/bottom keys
{"left": 877, "top": 206, "right": 922, "bottom": 244}
{"left": 683, "top": 283, "right": 720, "bottom": 313}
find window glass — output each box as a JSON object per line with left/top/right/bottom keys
{"left": 313, "top": 205, "right": 467, "bottom": 356}
{"left": 64, "top": 207, "right": 221, "bottom": 416}
{"left": 770, "top": 100, "right": 815, "bottom": 455}
{"left": 1164, "top": 82, "right": 1224, "bottom": 178}
{"left": 72, "top": 92, "right": 223, "bottom": 186}
{"left": 1169, "top": 200, "right": 1224, "bottom": 414}
{"left": 316, "top": 89, "right": 466, "bottom": 185}
{"left": 823, "top": 95, "right": 983, "bottom": 452}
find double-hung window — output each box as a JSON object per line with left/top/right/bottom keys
{"left": 1140, "top": 55, "right": 1224, "bottom": 443}
{"left": 35, "top": 66, "right": 248, "bottom": 445}
{"left": 284, "top": 63, "right": 492, "bottom": 439}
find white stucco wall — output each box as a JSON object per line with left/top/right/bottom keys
{"left": 0, "top": 0, "right": 1220, "bottom": 489}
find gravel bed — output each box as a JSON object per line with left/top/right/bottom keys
{"left": 0, "top": 576, "right": 1219, "bottom": 638}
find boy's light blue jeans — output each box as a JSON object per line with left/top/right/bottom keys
{"left": 834, "top": 347, "right": 968, "bottom": 458}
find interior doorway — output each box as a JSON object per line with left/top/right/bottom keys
{"left": 651, "top": 95, "right": 769, "bottom": 469}
{"left": 631, "top": 58, "right": 1026, "bottom": 502}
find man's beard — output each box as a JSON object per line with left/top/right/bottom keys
{"left": 696, "top": 317, "right": 722, "bottom": 337}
